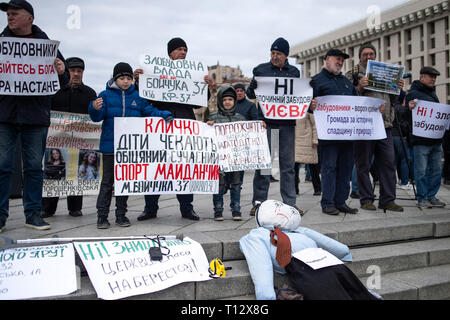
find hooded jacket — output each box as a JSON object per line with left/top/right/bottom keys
{"left": 0, "top": 25, "right": 70, "bottom": 126}
{"left": 207, "top": 86, "right": 246, "bottom": 124}
{"left": 405, "top": 80, "right": 442, "bottom": 146}
{"left": 89, "top": 80, "right": 172, "bottom": 153}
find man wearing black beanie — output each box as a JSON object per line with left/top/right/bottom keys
{"left": 134, "top": 37, "right": 214, "bottom": 221}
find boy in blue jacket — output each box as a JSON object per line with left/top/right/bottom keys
{"left": 89, "top": 62, "right": 173, "bottom": 229}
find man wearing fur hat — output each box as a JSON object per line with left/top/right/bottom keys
{"left": 345, "top": 42, "right": 404, "bottom": 213}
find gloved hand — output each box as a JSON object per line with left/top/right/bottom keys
{"left": 161, "top": 111, "right": 174, "bottom": 122}
{"left": 248, "top": 78, "right": 258, "bottom": 90}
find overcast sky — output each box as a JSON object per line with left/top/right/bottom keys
{"left": 10, "top": 0, "right": 410, "bottom": 92}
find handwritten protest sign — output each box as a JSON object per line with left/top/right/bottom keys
{"left": 365, "top": 60, "right": 405, "bottom": 95}
{"left": 138, "top": 55, "right": 208, "bottom": 106}
{"left": 114, "top": 117, "right": 219, "bottom": 195}
{"left": 214, "top": 121, "right": 272, "bottom": 172}
{"left": 314, "top": 95, "right": 386, "bottom": 140}
{"left": 254, "top": 77, "right": 313, "bottom": 120}
{"left": 75, "top": 237, "right": 210, "bottom": 300}
{"left": 0, "top": 244, "right": 77, "bottom": 300}
{"left": 43, "top": 111, "right": 103, "bottom": 197}
{"left": 412, "top": 100, "right": 450, "bottom": 139}
{"left": 0, "top": 37, "right": 61, "bottom": 95}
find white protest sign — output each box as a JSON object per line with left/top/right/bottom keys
{"left": 292, "top": 248, "right": 343, "bottom": 270}
{"left": 75, "top": 237, "right": 210, "bottom": 300}
{"left": 0, "top": 244, "right": 77, "bottom": 300}
{"left": 254, "top": 77, "right": 312, "bottom": 120}
{"left": 214, "top": 121, "right": 272, "bottom": 172}
{"left": 314, "top": 95, "right": 386, "bottom": 140}
{"left": 365, "top": 60, "right": 405, "bottom": 95}
{"left": 138, "top": 54, "right": 208, "bottom": 106}
{"left": 114, "top": 117, "right": 219, "bottom": 195}
{"left": 412, "top": 100, "right": 450, "bottom": 139}
{"left": 0, "top": 37, "right": 61, "bottom": 95}
{"left": 43, "top": 111, "right": 103, "bottom": 197}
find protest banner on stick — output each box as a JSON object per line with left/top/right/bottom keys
{"left": 138, "top": 54, "right": 208, "bottom": 106}
{"left": 214, "top": 121, "right": 272, "bottom": 172}
{"left": 114, "top": 117, "right": 219, "bottom": 195}
{"left": 0, "top": 37, "right": 61, "bottom": 95}
{"left": 254, "top": 77, "right": 313, "bottom": 120}
{"left": 314, "top": 95, "right": 386, "bottom": 140}
{"left": 412, "top": 100, "right": 450, "bottom": 139}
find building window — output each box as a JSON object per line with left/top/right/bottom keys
{"left": 429, "top": 21, "right": 435, "bottom": 35}
{"left": 407, "top": 59, "right": 412, "bottom": 71}
{"left": 430, "top": 53, "right": 436, "bottom": 66}
{"left": 408, "top": 44, "right": 412, "bottom": 55}
{"left": 431, "top": 38, "right": 435, "bottom": 49}
{"left": 387, "top": 50, "right": 391, "bottom": 60}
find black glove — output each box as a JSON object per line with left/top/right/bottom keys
{"left": 248, "top": 78, "right": 258, "bottom": 90}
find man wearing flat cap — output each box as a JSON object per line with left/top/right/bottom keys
{"left": 41, "top": 57, "right": 97, "bottom": 219}
{"left": 246, "top": 37, "right": 307, "bottom": 217}
{"left": 310, "top": 48, "right": 360, "bottom": 215}
{"left": 345, "top": 42, "right": 404, "bottom": 213}
{"left": 134, "top": 37, "right": 214, "bottom": 222}
{"left": 0, "top": 0, "right": 69, "bottom": 232}
{"left": 406, "top": 66, "right": 446, "bottom": 208}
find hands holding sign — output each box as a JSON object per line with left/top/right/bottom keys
{"left": 54, "top": 58, "right": 65, "bottom": 76}
{"left": 92, "top": 98, "right": 104, "bottom": 110}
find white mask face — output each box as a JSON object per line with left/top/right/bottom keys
{"left": 256, "top": 200, "right": 301, "bottom": 230}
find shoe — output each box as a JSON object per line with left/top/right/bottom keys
{"left": 232, "top": 211, "right": 242, "bottom": 221}
{"left": 418, "top": 199, "right": 432, "bottom": 209}
{"left": 350, "top": 191, "right": 360, "bottom": 199}
{"left": 336, "top": 204, "right": 358, "bottom": 214}
{"left": 214, "top": 212, "right": 224, "bottom": 221}
{"left": 97, "top": 216, "right": 110, "bottom": 229}
{"left": 322, "top": 207, "right": 340, "bottom": 215}
{"left": 0, "top": 220, "right": 5, "bottom": 233}
{"left": 250, "top": 204, "right": 260, "bottom": 216}
{"left": 313, "top": 191, "right": 321, "bottom": 196}
{"left": 305, "top": 177, "right": 312, "bottom": 182}
{"left": 40, "top": 211, "right": 55, "bottom": 218}
{"left": 25, "top": 213, "right": 51, "bottom": 231}
{"left": 116, "top": 216, "right": 131, "bottom": 227}
{"left": 293, "top": 205, "right": 305, "bottom": 216}
{"left": 378, "top": 202, "right": 404, "bottom": 212}
{"left": 270, "top": 176, "right": 279, "bottom": 182}
{"left": 399, "top": 183, "right": 413, "bottom": 190}
{"left": 429, "top": 198, "right": 446, "bottom": 207}
{"left": 361, "top": 202, "right": 377, "bottom": 211}
{"left": 137, "top": 211, "right": 157, "bottom": 221}
{"left": 181, "top": 209, "right": 200, "bottom": 221}
{"left": 69, "top": 210, "right": 82, "bottom": 217}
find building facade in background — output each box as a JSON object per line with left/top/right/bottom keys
{"left": 291, "top": 0, "right": 450, "bottom": 103}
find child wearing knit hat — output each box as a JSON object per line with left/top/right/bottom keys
{"left": 89, "top": 62, "right": 174, "bottom": 229}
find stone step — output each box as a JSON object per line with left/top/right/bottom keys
{"left": 46, "top": 236, "right": 450, "bottom": 300}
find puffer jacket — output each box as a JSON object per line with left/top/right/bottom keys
{"left": 0, "top": 25, "right": 70, "bottom": 126}
{"left": 89, "top": 80, "right": 172, "bottom": 153}
{"left": 207, "top": 86, "right": 246, "bottom": 124}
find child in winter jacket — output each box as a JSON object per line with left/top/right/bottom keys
{"left": 89, "top": 62, "right": 173, "bottom": 229}
{"left": 207, "top": 86, "right": 246, "bottom": 221}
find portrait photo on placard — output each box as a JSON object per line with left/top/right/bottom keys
{"left": 78, "top": 150, "right": 100, "bottom": 180}
{"left": 43, "top": 148, "right": 67, "bottom": 180}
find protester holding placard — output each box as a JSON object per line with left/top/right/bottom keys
{"left": 134, "top": 38, "right": 213, "bottom": 222}
{"left": 346, "top": 42, "right": 404, "bottom": 213}
{"left": 246, "top": 37, "right": 308, "bottom": 217}
{"left": 0, "top": 0, "right": 70, "bottom": 232}
{"left": 41, "top": 57, "right": 97, "bottom": 219}
{"left": 207, "top": 86, "right": 246, "bottom": 221}
{"left": 310, "top": 49, "right": 359, "bottom": 215}
{"left": 89, "top": 62, "right": 173, "bottom": 229}
{"left": 406, "top": 67, "right": 446, "bottom": 208}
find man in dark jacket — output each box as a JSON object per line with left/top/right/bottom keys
{"left": 311, "top": 49, "right": 359, "bottom": 215}
{"left": 134, "top": 37, "right": 213, "bottom": 221}
{"left": 406, "top": 66, "right": 446, "bottom": 208}
{"left": 246, "top": 37, "right": 303, "bottom": 216}
{"left": 41, "top": 57, "right": 97, "bottom": 218}
{"left": 233, "top": 83, "right": 258, "bottom": 121}
{"left": 0, "top": 0, "right": 69, "bottom": 232}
